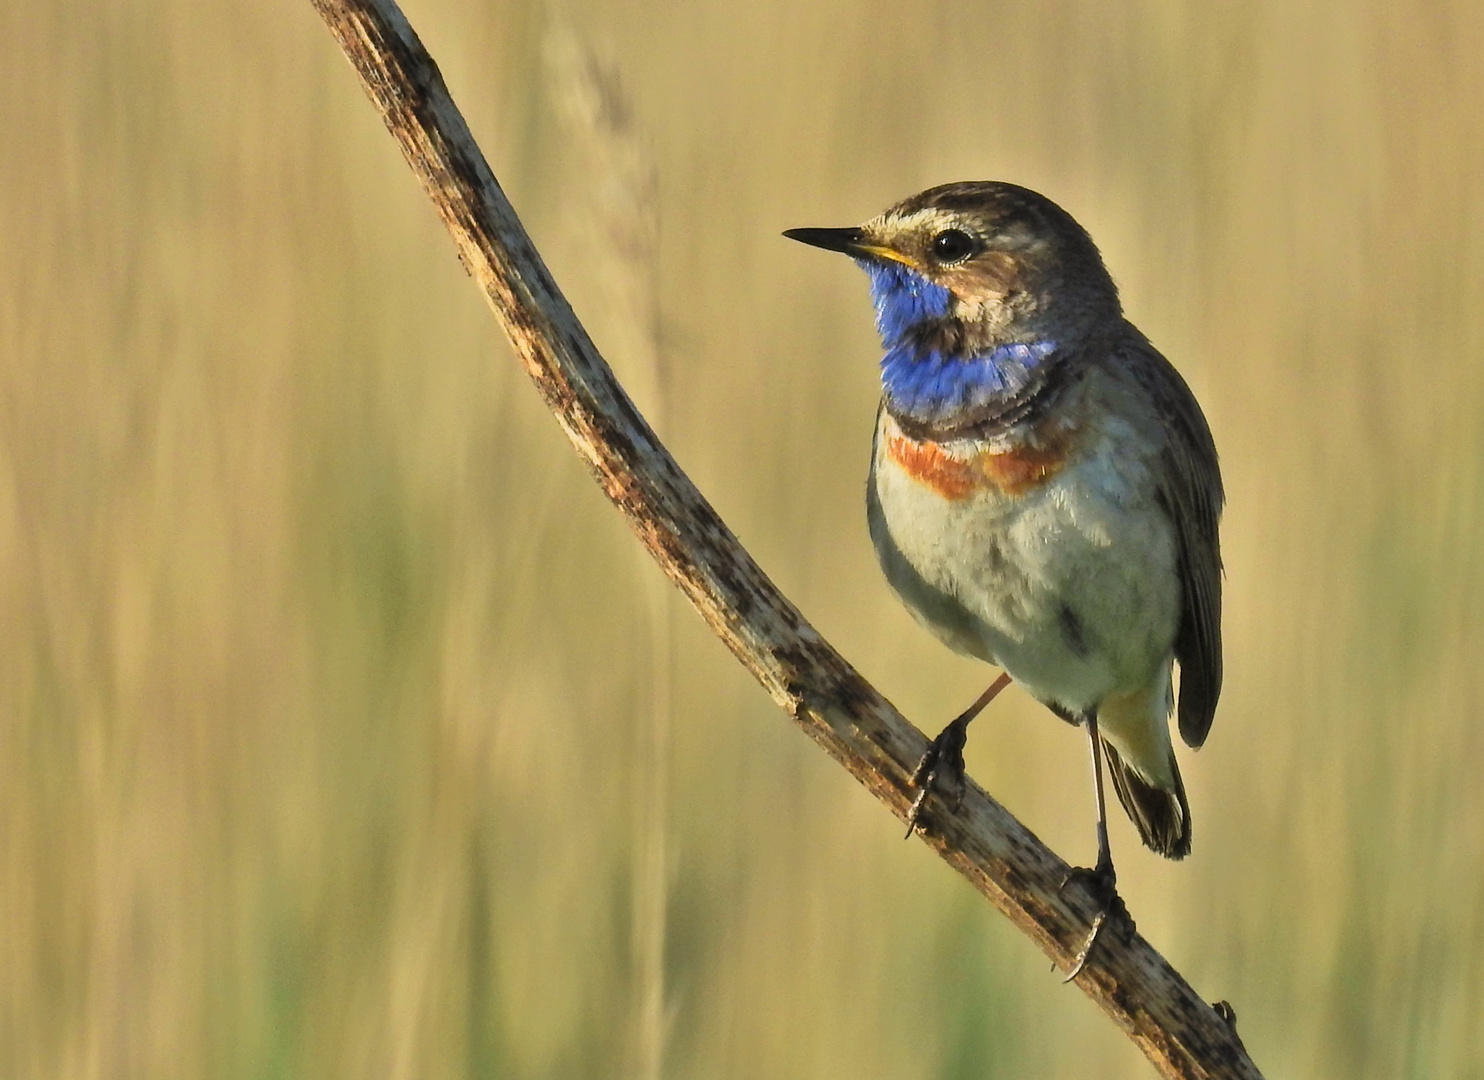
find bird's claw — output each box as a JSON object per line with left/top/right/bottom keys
{"left": 1064, "top": 909, "right": 1109, "bottom": 982}
{"left": 903, "top": 719, "right": 969, "bottom": 839}
{"left": 1058, "top": 862, "right": 1130, "bottom": 982}
{"left": 903, "top": 785, "right": 933, "bottom": 839}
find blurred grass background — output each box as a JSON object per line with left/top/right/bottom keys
{"left": 3, "top": 0, "right": 1484, "bottom": 1077}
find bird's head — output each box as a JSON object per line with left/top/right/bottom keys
{"left": 787, "top": 182, "right": 1122, "bottom": 431}
{"left": 787, "top": 181, "right": 1121, "bottom": 350}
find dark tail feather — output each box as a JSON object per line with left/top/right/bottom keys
{"left": 1103, "top": 740, "right": 1191, "bottom": 860}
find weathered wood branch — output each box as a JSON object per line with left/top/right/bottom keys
{"left": 306, "top": 3, "right": 1265, "bottom": 1077}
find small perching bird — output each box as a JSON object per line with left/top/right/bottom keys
{"left": 786, "top": 182, "right": 1223, "bottom": 973}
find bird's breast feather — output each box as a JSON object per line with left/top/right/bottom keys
{"left": 884, "top": 424, "right": 1080, "bottom": 499}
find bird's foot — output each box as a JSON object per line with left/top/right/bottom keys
{"left": 1059, "top": 862, "right": 1131, "bottom": 982}
{"left": 903, "top": 717, "right": 970, "bottom": 838}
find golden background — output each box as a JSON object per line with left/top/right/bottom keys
{"left": 3, "top": 1, "right": 1482, "bottom": 1077}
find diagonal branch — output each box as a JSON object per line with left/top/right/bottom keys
{"left": 306, "top": 3, "right": 1265, "bottom": 1077}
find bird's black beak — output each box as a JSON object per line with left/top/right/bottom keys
{"left": 784, "top": 226, "right": 920, "bottom": 270}
{"left": 782, "top": 226, "right": 867, "bottom": 255}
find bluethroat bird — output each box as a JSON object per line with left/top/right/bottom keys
{"left": 785, "top": 182, "right": 1223, "bottom": 974}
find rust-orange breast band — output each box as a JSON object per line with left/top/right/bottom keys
{"left": 885, "top": 430, "right": 1076, "bottom": 499}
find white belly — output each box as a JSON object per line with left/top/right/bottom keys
{"left": 867, "top": 410, "right": 1179, "bottom": 718}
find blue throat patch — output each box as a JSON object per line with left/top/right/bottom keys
{"left": 864, "top": 261, "right": 953, "bottom": 339}
{"left": 861, "top": 261, "right": 1057, "bottom": 426}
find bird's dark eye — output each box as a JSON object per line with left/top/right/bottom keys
{"left": 930, "top": 228, "right": 976, "bottom": 264}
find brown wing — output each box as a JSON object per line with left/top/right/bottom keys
{"left": 1125, "top": 331, "right": 1225, "bottom": 748}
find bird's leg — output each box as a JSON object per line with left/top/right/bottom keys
{"left": 904, "top": 671, "right": 1012, "bottom": 838}
{"left": 1061, "top": 712, "right": 1130, "bottom": 981}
